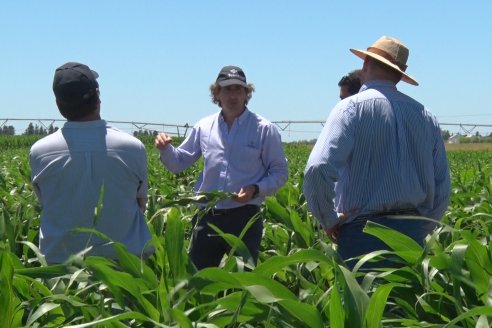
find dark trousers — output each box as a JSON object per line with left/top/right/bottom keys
{"left": 189, "top": 205, "right": 262, "bottom": 270}
{"left": 337, "top": 215, "right": 433, "bottom": 271}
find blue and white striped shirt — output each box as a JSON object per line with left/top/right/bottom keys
{"left": 303, "top": 80, "right": 451, "bottom": 229}
{"left": 160, "top": 108, "right": 288, "bottom": 209}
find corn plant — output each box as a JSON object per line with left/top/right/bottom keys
{"left": 0, "top": 138, "right": 491, "bottom": 327}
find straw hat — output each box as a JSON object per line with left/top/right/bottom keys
{"left": 350, "top": 36, "right": 418, "bottom": 86}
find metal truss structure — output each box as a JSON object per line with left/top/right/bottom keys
{"left": 1, "top": 118, "right": 491, "bottom": 139}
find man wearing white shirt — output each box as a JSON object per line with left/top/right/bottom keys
{"left": 30, "top": 62, "right": 152, "bottom": 263}
{"left": 155, "top": 65, "right": 288, "bottom": 269}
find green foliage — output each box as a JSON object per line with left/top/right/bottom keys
{"left": 0, "top": 144, "right": 491, "bottom": 326}
{"left": 0, "top": 135, "right": 42, "bottom": 149}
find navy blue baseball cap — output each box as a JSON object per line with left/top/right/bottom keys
{"left": 216, "top": 65, "right": 247, "bottom": 87}
{"left": 53, "top": 62, "right": 99, "bottom": 103}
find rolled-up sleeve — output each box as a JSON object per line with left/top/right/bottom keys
{"left": 159, "top": 126, "right": 202, "bottom": 174}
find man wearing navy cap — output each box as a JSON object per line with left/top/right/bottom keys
{"left": 30, "top": 62, "right": 153, "bottom": 263}
{"left": 155, "top": 65, "right": 288, "bottom": 269}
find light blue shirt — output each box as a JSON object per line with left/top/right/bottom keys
{"left": 30, "top": 120, "right": 152, "bottom": 263}
{"left": 159, "top": 108, "right": 288, "bottom": 209}
{"left": 303, "top": 80, "right": 451, "bottom": 229}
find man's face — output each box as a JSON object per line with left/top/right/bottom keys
{"left": 339, "top": 85, "right": 351, "bottom": 100}
{"left": 217, "top": 85, "right": 247, "bottom": 112}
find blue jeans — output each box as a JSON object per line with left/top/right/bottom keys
{"left": 337, "top": 216, "right": 433, "bottom": 271}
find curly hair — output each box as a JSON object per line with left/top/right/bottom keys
{"left": 209, "top": 83, "right": 255, "bottom": 107}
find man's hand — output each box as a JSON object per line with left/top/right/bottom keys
{"left": 324, "top": 225, "right": 340, "bottom": 243}
{"left": 154, "top": 132, "right": 172, "bottom": 150}
{"left": 324, "top": 209, "right": 359, "bottom": 243}
{"left": 137, "top": 197, "right": 146, "bottom": 211}
{"left": 235, "top": 185, "right": 257, "bottom": 203}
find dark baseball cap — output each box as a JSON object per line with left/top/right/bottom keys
{"left": 216, "top": 65, "right": 247, "bottom": 87}
{"left": 53, "top": 62, "right": 99, "bottom": 103}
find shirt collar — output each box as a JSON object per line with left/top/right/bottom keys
{"left": 219, "top": 107, "right": 250, "bottom": 125}
{"left": 63, "top": 119, "right": 107, "bottom": 129}
{"left": 360, "top": 80, "right": 397, "bottom": 92}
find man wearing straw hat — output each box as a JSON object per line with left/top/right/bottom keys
{"left": 303, "top": 36, "right": 451, "bottom": 270}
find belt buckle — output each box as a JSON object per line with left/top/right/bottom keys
{"left": 211, "top": 207, "right": 223, "bottom": 216}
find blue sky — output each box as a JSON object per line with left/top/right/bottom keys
{"left": 2, "top": 1, "right": 491, "bottom": 141}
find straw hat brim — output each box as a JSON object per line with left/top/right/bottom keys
{"left": 350, "top": 48, "right": 419, "bottom": 86}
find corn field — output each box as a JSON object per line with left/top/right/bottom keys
{"left": 1, "top": 136, "right": 491, "bottom": 327}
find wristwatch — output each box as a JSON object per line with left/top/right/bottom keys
{"left": 252, "top": 184, "right": 259, "bottom": 198}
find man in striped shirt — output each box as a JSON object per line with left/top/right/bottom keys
{"left": 303, "top": 36, "right": 450, "bottom": 270}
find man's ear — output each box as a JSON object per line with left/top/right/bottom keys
{"left": 362, "top": 58, "right": 370, "bottom": 71}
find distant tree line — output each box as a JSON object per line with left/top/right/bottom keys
{"left": 457, "top": 132, "right": 492, "bottom": 143}
{"left": 23, "top": 123, "right": 58, "bottom": 135}
{"left": 133, "top": 130, "right": 158, "bottom": 146}
{"left": 133, "top": 129, "right": 158, "bottom": 138}
{"left": 0, "top": 125, "right": 16, "bottom": 135}
{"left": 4, "top": 124, "right": 491, "bottom": 144}
{"left": 441, "top": 129, "right": 451, "bottom": 141}
{"left": 291, "top": 129, "right": 492, "bottom": 145}
{"left": 289, "top": 139, "right": 318, "bottom": 145}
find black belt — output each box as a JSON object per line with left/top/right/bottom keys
{"left": 353, "top": 209, "right": 418, "bottom": 222}
{"left": 207, "top": 204, "right": 260, "bottom": 216}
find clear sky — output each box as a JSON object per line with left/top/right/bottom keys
{"left": 2, "top": 1, "right": 492, "bottom": 141}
